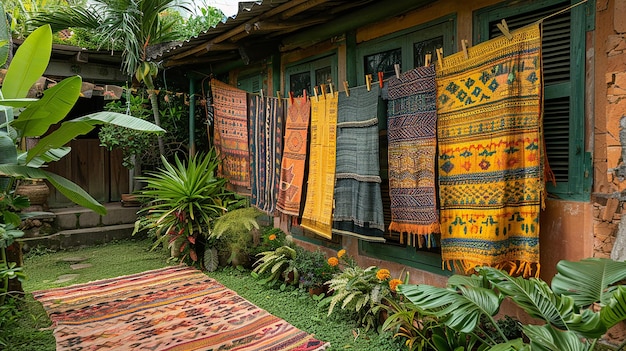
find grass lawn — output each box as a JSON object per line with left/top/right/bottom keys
{"left": 2, "top": 239, "right": 404, "bottom": 351}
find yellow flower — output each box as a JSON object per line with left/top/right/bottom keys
{"left": 337, "top": 249, "right": 346, "bottom": 258}
{"left": 376, "top": 269, "right": 391, "bottom": 281}
{"left": 389, "top": 279, "right": 403, "bottom": 292}
{"left": 328, "top": 257, "right": 339, "bottom": 267}
{"left": 268, "top": 234, "right": 277, "bottom": 241}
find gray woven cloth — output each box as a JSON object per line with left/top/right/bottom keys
{"left": 332, "top": 85, "right": 385, "bottom": 242}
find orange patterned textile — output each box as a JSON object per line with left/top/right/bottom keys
{"left": 301, "top": 92, "right": 338, "bottom": 239}
{"left": 277, "top": 96, "right": 311, "bottom": 216}
{"left": 211, "top": 79, "right": 250, "bottom": 193}
{"left": 437, "top": 24, "right": 543, "bottom": 277}
{"left": 33, "top": 266, "right": 330, "bottom": 351}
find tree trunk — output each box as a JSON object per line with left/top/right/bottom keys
{"left": 148, "top": 91, "right": 166, "bottom": 158}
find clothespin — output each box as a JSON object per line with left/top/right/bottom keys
{"left": 436, "top": 48, "right": 444, "bottom": 69}
{"left": 329, "top": 82, "right": 334, "bottom": 95}
{"left": 320, "top": 84, "right": 326, "bottom": 98}
{"left": 378, "top": 72, "right": 384, "bottom": 88}
{"left": 424, "top": 53, "right": 431, "bottom": 67}
{"left": 276, "top": 91, "right": 282, "bottom": 107}
{"left": 313, "top": 86, "right": 319, "bottom": 101}
{"left": 497, "top": 19, "right": 513, "bottom": 40}
{"left": 394, "top": 64, "right": 401, "bottom": 79}
{"left": 461, "top": 39, "right": 469, "bottom": 59}
{"left": 289, "top": 91, "right": 294, "bottom": 104}
{"left": 260, "top": 89, "right": 264, "bottom": 99}
{"left": 366, "top": 74, "right": 372, "bottom": 91}
{"left": 303, "top": 89, "right": 307, "bottom": 100}
{"left": 343, "top": 81, "right": 350, "bottom": 97}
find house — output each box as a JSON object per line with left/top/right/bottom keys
{"left": 150, "top": 0, "right": 621, "bottom": 291}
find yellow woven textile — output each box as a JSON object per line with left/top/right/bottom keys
{"left": 301, "top": 93, "right": 338, "bottom": 239}
{"left": 437, "top": 24, "right": 543, "bottom": 277}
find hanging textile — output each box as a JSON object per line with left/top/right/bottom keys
{"left": 332, "top": 85, "right": 385, "bottom": 242}
{"left": 277, "top": 97, "right": 311, "bottom": 216}
{"left": 386, "top": 66, "right": 440, "bottom": 245}
{"left": 301, "top": 92, "right": 338, "bottom": 239}
{"left": 211, "top": 79, "right": 250, "bottom": 193}
{"left": 437, "top": 24, "right": 543, "bottom": 277}
{"left": 248, "top": 95, "right": 284, "bottom": 215}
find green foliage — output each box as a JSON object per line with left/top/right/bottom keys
{"left": 324, "top": 265, "right": 392, "bottom": 331}
{"left": 252, "top": 245, "right": 299, "bottom": 286}
{"left": 209, "top": 206, "right": 262, "bottom": 266}
{"left": 397, "top": 258, "right": 626, "bottom": 351}
{"left": 133, "top": 151, "right": 246, "bottom": 267}
{"left": 179, "top": 6, "right": 224, "bottom": 38}
{"left": 0, "top": 24, "right": 163, "bottom": 214}
{"left": 99, "top": 91, "right": 156, "bottom": 168}
{"left": 294, "top": 247, "right": 338, "bottom": 289}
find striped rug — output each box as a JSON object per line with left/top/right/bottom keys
{"left": 33, "top": 266, "right": 329, "bottom": 351}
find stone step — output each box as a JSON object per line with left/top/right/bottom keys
{"left": 50, "top": 202, "right": 140, "bottom": 230}
{"left": 19, "top": 223, "right": 145, "bottom": 252}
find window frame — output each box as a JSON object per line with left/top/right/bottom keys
{"left": 474, "top": 0, "right": 593, "bottom": 201}
{"left": 284, "top": 53, "right": 338, "bottom": 97}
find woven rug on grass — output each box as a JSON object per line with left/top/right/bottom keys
{"left": 33, "top": 266, "right": 330, "bottom": 351}
{"left": 301, "top": 92, "right": 338, "bottom": 239}
{"left": 211, "top": 79, "right": 251, "bottom": 194}
{"left": 248, "top": 94, "right": 284, "bottom": 215}
{"left": 436, "top": 24, "right": 543, "bottom": 277}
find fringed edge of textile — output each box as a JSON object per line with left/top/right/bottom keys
{"left": 389, "top": 222, "right": 440, "bottom": 237}
{"left": 399, "top": 232, "right": 439, "bottom": 248}
{"left": 443, "top": 260, "right": 541, "bottom": 278}
{"left": 331, "top": 228, "right": 386, "bottom": 243}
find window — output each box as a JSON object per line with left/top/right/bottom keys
{"left": 474, "top": 0, "right": 593, "bottom": 200}
{"left": 356, "top": 18, "right": 455, "bottom": 274}
{"left": 237, "top": 74, "right": 263, "bottom": 93}
{"left": 285, "top": 55, "right": 337, "bottom": 97}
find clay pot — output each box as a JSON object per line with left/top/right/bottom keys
{"left": 15, "top": 179, "right": 50, "bottom": 211}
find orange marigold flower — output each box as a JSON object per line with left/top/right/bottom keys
{"left": 337, "top": 249, "right": 346, "bottom": 258}
{"left": 389, "top": 278, "right": 403, "bottom": 292}
{"left": 376, "top": 269, "right": 391, "bottom": 281}
{"left": 328, "top": 257, "right": 339, "bottom": 266}
{"left": 268, "top": 234, "right": 277, "bottom": 241}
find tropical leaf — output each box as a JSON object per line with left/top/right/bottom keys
{"left": 1, "top": 25, "right": 51, "bottom": 99}
{"left": 552, "top": 258, "right": 626, "bottom": 306}
{"left": 26, "top": 111, "right": 164, "bottom": 164}
{"left": 0, "top": 1, "right": 8, "bottom": 67}
{"left": 0, "top": 99, "right": 40, "bottom": 108}
{"left": 523, "top": 325, "right": 590, "bottom": 351}
{"left": 0, "top": 164, "right": 105, "bottom": 214}
{"left": 11, "top": 76, "right": 82, "bottom": 137}
{"left": 398, "top": 283, "right": 500, "bottom": 334}
{"left": 480, "top": 267, "right": 574, "bottom": 330}
{"left": 600, "top": 286, "right": 626, "bottom": 329}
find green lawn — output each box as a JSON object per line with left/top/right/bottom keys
{"left": 2, "top": 239, "right": 403, "bottom": 351}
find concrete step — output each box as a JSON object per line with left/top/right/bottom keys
{"left": 50, "top": 202, "right": 140, "bottom": 230}
{"left": 19, "top": 223, "right": 146, "bottom": 251}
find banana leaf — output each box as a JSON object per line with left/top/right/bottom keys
{"left": 0, "top": 164, "right": 105, "bottom": 214}
{"left": 25, "top": 111, "right": 164, "bottom": 164}
{"left": 1, "top": 25, "right": 51, "bottom": 99}
{"left": 11, "top": 76, "right": 81, "bottom": 137}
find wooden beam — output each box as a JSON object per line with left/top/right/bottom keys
{"left": 280, "top": 0, "right": 331, "bottom": 20}
{"left": 170, "top": 0, "right": 312, "bottom": 62}
{"left": 203, "top": 42, "right": 240, "bottom": 52}
{"left": 228, "top": 18, "right": 328, "bottom": 42}
{"left": 281, "top": 0, "right": 435, "bottom": 51}
{"left": 164, "top": 53, "right": 237, "bottom": 67}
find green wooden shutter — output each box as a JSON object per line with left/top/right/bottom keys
{"left": 475, "top": 0, "right": 593, "bottom": 200}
